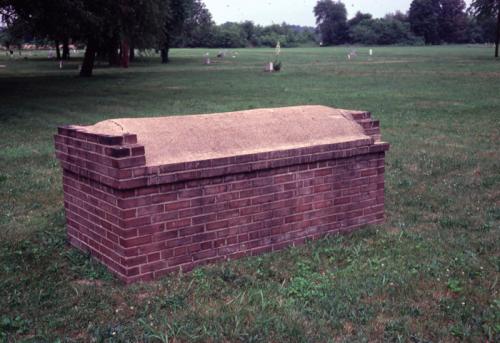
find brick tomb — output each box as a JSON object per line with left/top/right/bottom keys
{"left": 54, "top": 106, "right": 390, "bottom": 283}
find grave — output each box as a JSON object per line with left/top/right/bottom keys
{"left": 54, "top": 105, "right": 389, "bottom": 283}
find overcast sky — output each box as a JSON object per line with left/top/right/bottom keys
{"left": 203, "top": 0, "right": 473, "bottom": 27}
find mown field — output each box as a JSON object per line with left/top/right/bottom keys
{"left": 0, "top": 46, "right": 499, "bottom": 342}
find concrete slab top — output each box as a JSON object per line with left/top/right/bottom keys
{"left": 76, "top": 105, "right": 371, "bottom": 166}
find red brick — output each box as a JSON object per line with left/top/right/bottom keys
{"left": 165, "top": 200, "right": 190, "bottom": 211}
{"left": 56, "top": 122, "right": 388, "bottom": 283}
{"left": 151, "top": 211, "right": 179, "bottom": 223}
{"left": 120, "top": 235, "right": 152, "bottom": 248}
{"left": 137, "top": 204, "right": 164, "bottom": 216}
{"left": 179, "top": 225, "right": 204, "bottom": 237}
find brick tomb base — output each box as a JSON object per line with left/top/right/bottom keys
{"left": 55, "top": 106, "right": 389, "bottom": 283}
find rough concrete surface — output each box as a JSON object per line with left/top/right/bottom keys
{"left": 76, "top": 105, "right": 370, "bottom": 166}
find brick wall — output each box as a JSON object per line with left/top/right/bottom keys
{"left": 55, "top": 111, "right": 389, "bottom": 283}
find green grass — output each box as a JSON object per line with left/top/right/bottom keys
{"left": 0, "top": 46, "right": 499, "bottom": 342}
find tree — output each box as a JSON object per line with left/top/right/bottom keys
{"left": 314, "top": 0, "right": 348, "bottom": 45}
{"left": 466, "top": 15, "right": 497, "bottom": 42}
{"left": 240, "top": 21, "right": 257, "bottom": 46}
{"left": 161, "top": 0, "right": 192, "bottom": 63}
{"left": 348, "top": 11, "right": 372, "bottom": 28}
{"left": 385, "top": 11, "right": 409, "bottom": 23}
{"left": 6, "top": 0, "right": 82, "bottom": 59}
{"left": 349, "top": 17, "right": 420, "bottom": 45}
{"left": 178, "top": 0, "right": 214, "bottom": 47}
{"left": 0, "top": 0, "right": 168, "bottom": 75}
{"left": 125, "top": 0, "right": 166, "bottom": 62}
{"left": 0, "top": 10, "right": 27, "bottom": 52}
{"left": 470, "top": 0, "right": 500, "bottom": 57}
{"left": 409, "top": 0, "right": 441, "bottom": 44}
{"left": 212, "top": 22, "right": 247, "bottom": 48}
{"left": 349, "top": 19, "right": 379, "bottom": 45}
{"left": 439, "top": 0, "right": 468, "bottom": 43}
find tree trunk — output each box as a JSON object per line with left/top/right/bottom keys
{"left": 161, "top": 47, "right": 169, "bottom": 63}
{"left": 495, "top": 10, "right": 500, "bottom": 58}
{"left": 96, "top": 47, "right": 106, "bottom": 61}
{"left": 108, "top": 45, "right": 120, "bottom": 66}
{"left": 121, "top": 40, "right": 130, "bottom": 68}
{"left": 80, "top": 39, "right": 97, "bottom": 77}
{"left": 129, "top": 45, "right": 135, "bottom": 61}
{"left": 55, "top": 40, "right": 61, "bottom": 60}
{"left": 62, "top": 39, "right": 70, "bottom": 60}
{"left": 108, "top": 36, "right": 120, "bottom": 66}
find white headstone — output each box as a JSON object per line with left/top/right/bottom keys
{"left": 369, "top": 49, "right": 373, "bottom": 56}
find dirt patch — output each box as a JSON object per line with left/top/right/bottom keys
{"left": 385, "top": 227, "right": 402, "bottom": 235}
{"left": 135, "top": 291, "right": 156, "bottom": 301}
{"left": 415, "top": 100, "right": 464, "bottom": 109}
{"left": 165, "top": 86, "right": 187, "bottom": 90}
{"left": 370, "top": 314, "right": 392, "bottom": 339}
{"left": 342, "top": 321, "right": 355, "bottom": 335}
{"left": 302, "top": 67, "right": 500, "bottom": 79}
{"left": 112, "top": 292, "right": 136, "bottom": 317}
{"left": 353, "top": 60, "right": 414, "bottom": 65}
{"left": 72, "top": 279, "right": 104, "bottom": 287}
{"left": 407, "top": 164, "right": 419, "bottom": 173}
{"left": 478, "top": 151, "right": 499, "bottom": 159}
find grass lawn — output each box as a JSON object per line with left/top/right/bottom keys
{"left": 0, "top": 45, "right": 499, "bottom": 342}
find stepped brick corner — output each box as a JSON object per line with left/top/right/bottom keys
{"left": 54, "top": 106, "right": 389, "bottom": 283}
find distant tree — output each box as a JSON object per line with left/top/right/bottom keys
{"left": 350, "top": 17, "right": 420, "bottom": 45}
{"left": 0, "top": 0, "right": 77, "bottom": 59}
{"left": 212, "top": 22, "right": 247, "bottom": 48}
{"left": 466, "top": 15, "right": 497, "bottom": 42}
{"left": 127, "top": 0, "right": 167, "bottom": 61}
{"left": 377, "top": 18, "right": 420, "bottom": 45}
{"left": 0, "top": 8, "right": 27, "bottom": 52}
{"left": 178, "top": 0, "right": 214, "bottom": 47}
{"left": 348, "top": 11, "right": 372, "bottom": 28}
{"left": 470, "top": 0, "right": 500, "bottom": 57}
{"left": 0, "top": 0, "right": 168, "bottom": 75}
{"left": 385, "top": 11, "right": 409, "bottom": 22}
{"left": 314, "top": 0, "right": 348, "bottom": 45}
{"left": 79, "top": 0, "right": 166, "bottom": 74}
{"left": 161, "top": 0, "right": 191, "bottom": 63}
{"left": 349, "top": 19, "right": 379, "bottom": 45}
{"left": 439, "top": 0, "right": 468, "bottom": 43}
{"left": 291, "top": 25, "right": 318, "bottom": 45}
{"left": 409, "top": 0, "right": 441, "bottom": 44}
{"left": 240, "top": 21, "right": 257, "bottom": 46}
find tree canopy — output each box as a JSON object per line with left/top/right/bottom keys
{"left": 469, "top": 0, "right": 500, "bottom": 56}
{"left": 0, "top": 0, "right": 173, "bottom": 75}
{"left": 409, "top": 0, "right": 441, "bottom": 44}
{"left": 314, "top": 0, "right": 348, "bottom": 45}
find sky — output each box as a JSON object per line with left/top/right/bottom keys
{"left": 203, "top": 0, "right": 473, "bottom": 27}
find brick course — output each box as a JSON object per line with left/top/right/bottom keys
{"left": 55, "top": 108, "right": 389, "bottom": 283}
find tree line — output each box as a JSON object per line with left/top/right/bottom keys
{"left": 0, "top": 0, "right": 498, "bottom": 78}
{"left": 315, "top": 0, "right": 500, "bottom": 57}
{"left": 1, "top": 0, "right": 185, "bottom": 76}
{"left": 0, "top": 0, "right": 317, "bottom": 75}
